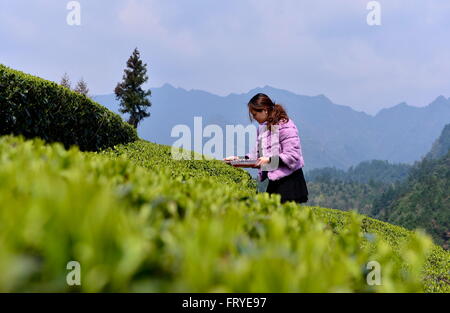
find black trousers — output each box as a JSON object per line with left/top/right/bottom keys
{"left": 266, "top": 168, "right": 309, "bottom": 204}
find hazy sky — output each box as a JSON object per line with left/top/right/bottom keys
{"left": 1, "top": 0, "right": 449, "bottom": 115}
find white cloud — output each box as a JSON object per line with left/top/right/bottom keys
{"left": 1, "top": 0, "right": 449, "bottom": 115}
{"left": 117, "top": 0, "right": 201, "bottom": 57}
{"left": 0, "top": 11, "right": 38, "bottom": 42}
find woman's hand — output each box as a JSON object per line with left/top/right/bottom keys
{"left": 254, "top": 157, "right": 270, "bottom": 168}
{"left": 224, "top": 156, "right": 239, "bottom": 161}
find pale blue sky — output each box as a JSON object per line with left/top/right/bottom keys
{"left": 1, "top": 0, "right": 449, "bottom": 115}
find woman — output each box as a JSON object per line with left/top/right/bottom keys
{"left": 225, "top": 93, "right": 308, "bottom": 204}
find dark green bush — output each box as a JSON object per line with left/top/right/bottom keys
{"left": 0, "top": 64, "right": 138, "bottom": 151}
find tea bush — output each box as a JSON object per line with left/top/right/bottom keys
{"left": 0, "top": 64, "right": 137, "bottom": 151}
{"left": 105, "top": 140, "right": 450, "bottom": 293}
{"left": 0, "top": 136, "right": 448, "bottom": 292}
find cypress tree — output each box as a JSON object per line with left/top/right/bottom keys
{"left": 115, "top": 48, "right": 152, "bottom": 128}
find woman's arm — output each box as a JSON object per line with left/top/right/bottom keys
{"left": 277, "top": 125, "right": 304, "bottom": 169}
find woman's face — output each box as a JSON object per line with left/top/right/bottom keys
{"left": 250, "top": 108, "right": 268, "bottom": 124}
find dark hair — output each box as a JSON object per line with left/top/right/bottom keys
{"left": 247, "top": 93, "right": 289, "bottom": 131}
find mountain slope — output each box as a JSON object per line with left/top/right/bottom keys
{"left": 371, "top": 124, "right": 450, "bottom": 248}
{"left": 425, "top": 123, "right": 450, "bottom": 160}
{"left": 93, "top": 86, "right": 450, "bottom": 170}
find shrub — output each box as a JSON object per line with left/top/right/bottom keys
{"left": 0, "top": 64, "right": 137, "bottom": 151}
{"left": 0, "top": 136, "right": 448, "bottom": 292}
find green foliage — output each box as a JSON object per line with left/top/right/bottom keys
{"left": 425, "top": 123, "right": 450, "bottom": 160}
{"left": 304, "top": 159, "right": 411, "bottom": 214}
{"left": 373, "top": 149, "right": 450, "bottom": 249}
{"left": 305, "top": 153, "right": 449, "bottom": 250}
{"left": 305, "top": 160, "right": 412, "bottom": 184}
{"left": 115, "top": 48, "right": 152, "bottom": 128}
{"left": 0, "top": 64, "right": 137, "bottom": 151}
{"left": 0, "top": 136, "right": 448, "bottom": 292}
{"left": 102, "top": 140, "right": 257, "bottom": 191}
{"left": 306, "top": 180, "right": 387, "bottom": 215}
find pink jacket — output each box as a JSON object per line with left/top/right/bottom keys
{"left": 246, "top": 119, "right": 305, "bottom": 182}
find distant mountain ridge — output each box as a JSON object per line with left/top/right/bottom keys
{"left": 93, "top": 85, "right": 450, "bottom": 170}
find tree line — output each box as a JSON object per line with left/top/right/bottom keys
{"left": 305, "top": 153, "right": 449, "bottom": 249}
{"left": 60, "top": 73, "right": 90, "bottom": 97}
{"left": 60, "top": 48, "right": 152, "bottom": 129}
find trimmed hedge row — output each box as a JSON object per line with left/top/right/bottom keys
{"left": 2, "top": 135, "right": 448, "bottom": 292}
{"left": 105, "top": 139, "right": 450, "bottom": 293}
{"left": 0, "top": 64, "right": 138, "bottom": 151}
{"left": 102, "top": 139, "right": 258, "bottom": 190}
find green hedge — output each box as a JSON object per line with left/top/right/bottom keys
{"left": 0, "top": 64, "right": 138, "bottom": 151}
{"left": 102, "top": 139, "right": 258, "bottom": 190}
{"left": 105, "top": 139, "right": 450, "bottom": 293}
{"left": 2, "top": 135, "right": 448, "bottom": 292}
